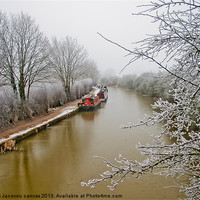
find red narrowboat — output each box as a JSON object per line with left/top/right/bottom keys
{"left": 78, "top": 95, "right": 101, "bottom": 111}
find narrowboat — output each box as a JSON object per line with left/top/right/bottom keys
{"left": 78, "top": 95, "right": 101, "bottom": 111}
{"left": 97, "top": 85, "right": 108, "bottom": 102}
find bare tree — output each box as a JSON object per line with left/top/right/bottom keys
{"left": 0, "top": 11, "right": 17, "bottom": 95}
{"left": 82, "top": 1, "right": 200, "bottom": 199}
{"left": 0, "top": 12, "right": 50, "bottom": 101}
{"left": 12, "top": 12, "right": 50, "bottom": 101}
{"left": 49, "top": 36, "right": 88, "bottom": 101}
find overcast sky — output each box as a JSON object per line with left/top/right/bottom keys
{"left": 0, "top": 0, "right": 159, "bottom": 76}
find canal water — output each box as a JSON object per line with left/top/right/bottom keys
{"left": 0, "top": 87, "right": 182, "bottom": 200}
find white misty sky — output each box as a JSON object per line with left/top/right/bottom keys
{"left": 0, "top": 0, "right": 159, "bottom": 76}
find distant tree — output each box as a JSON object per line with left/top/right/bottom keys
{"left": 49, "top": 36, "right": 88, "bottom": 101}
{"left": 116, "top": 72, "right": 171, "bottom": 98}
{"left": 82, "top": 1, "right": 200, "bottom": 199}
{"left": 119, "top": 74, "right": 137, "bottom": 89}
{"left": 100, "top": 75, "right": 119, "bottom": 86}
{"left": 81, "top": 60, "right": 100, "bottom": 83}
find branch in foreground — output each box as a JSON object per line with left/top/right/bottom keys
{"left": 97, "top": 33, "right": 199, "bottom": 87}
{"left": 97, "top": 32, "right": 133, "bottom": 54}
{"left": 81, "top": 155, "right": 131, "bottom": 190}
{"left": 81, "top": 137, "right": 200, "bottom": 192}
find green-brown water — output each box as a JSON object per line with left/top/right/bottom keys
{"left": 0, "top": 87, "right": 182, "bottom": 200}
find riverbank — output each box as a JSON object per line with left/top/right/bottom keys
{"left": 0, "top": 99, "right": 80, "bottom": 151}
{"left": 0, "top": 86, "right": 100, "bottom": 153}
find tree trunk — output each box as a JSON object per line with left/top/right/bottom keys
{"left": 65, "top": 85, "right": 71, "bottom": 102}
{"left": 18, "top": 70, "right": 26, "bottom": 101}
{"left": 10, "top": 68, "right": 18, "bottom": 96}
{"left": 27, "top": 83, "right": 31, "bottom": 100}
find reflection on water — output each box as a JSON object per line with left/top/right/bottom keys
{"left": 0, "top": 87, "right": 182, "bottom": 199}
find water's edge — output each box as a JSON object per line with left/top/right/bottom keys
{"left": 0, "top": 107, "right": 78, "bottom": 150}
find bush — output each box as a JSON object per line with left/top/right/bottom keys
{"left": 0, "top": 89, "right": 19, "bottom": 128}
{"left": 29, "top": 88, "right": 49, "bottom": 115}
{"left": 71, "top": 78, "right": 93, "bottom": 100}
{"left": 46, "top": 84, "right": 67, "bottom": 108}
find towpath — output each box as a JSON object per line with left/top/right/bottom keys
{"left": 0, "top": 99, "right": 80, "bottom": 140}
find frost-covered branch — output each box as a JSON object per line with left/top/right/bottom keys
{"left": 83, "top": 1, "right": 200, "bottom": 199}
{"left": 138, "top": 0, "right": 200, "bottom": 13}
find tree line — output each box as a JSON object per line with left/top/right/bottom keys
{"left": 101, "top": 72, "right": 171, "bottom": 99}
{"left": 0, "top": 11, "right": 99, "bottom": 130}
